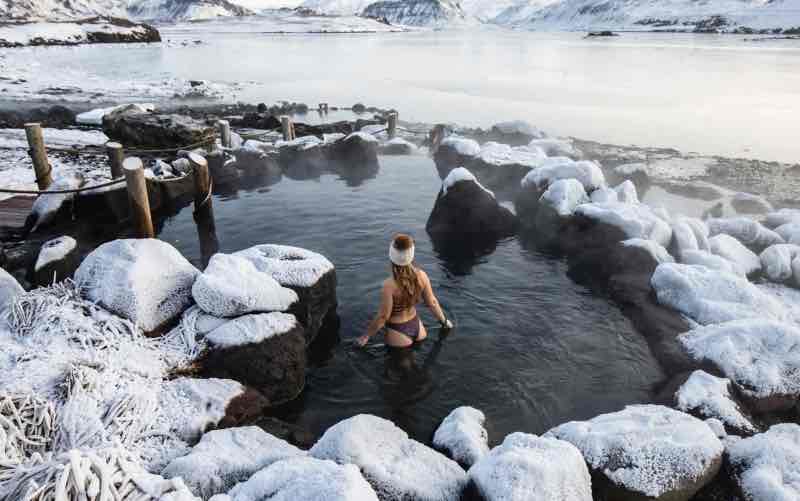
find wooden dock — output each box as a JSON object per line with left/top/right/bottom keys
{"left": 0, "top": 196, "right": 35, "bottom": 231}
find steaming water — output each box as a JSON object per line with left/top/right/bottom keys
{"left": 4, "top": 25, "right": 799, "bottom": 162}
{"left": 156, "top": 155, "right": 664, "bottom": 443}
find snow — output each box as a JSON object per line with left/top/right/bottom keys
{"left": 522, "top": 159, "right": 606, "bottom": 193}
{"left": 622, "top": 238, "right": 674, "bottom": 264}
{"left": 162, "top": 426, "right": 305, "bottom": 499}
{"left": 574, "top": 202, "right": 673, "bottom": 247}
{"left": 613, "top": 180, "right": 639, "bottom": 204}
{"left": 527, "top": 137, "right": 579, "bottom": 158}
{"left": 34, "top": 235, "right": 76, "bottom": 272}
{"left": 301, "top": 0, "right": 376, "bottom": 15}
{"left": 441, "top": 166, "right": 494, "bottom": 197}
{"left": 362, "top": 0, "right": 469, "bottom": 27}
{"left": 765, "top": 209, "right": 800, "bottom": 229}
{"left": 310, "top": 414, "right": 468, "bottom": 501}
{"left": 75, "top": 238, "right": 200, "bottom": 332}
{"left": 491, "top": 120, "right": 544, "bottom": 139}
{"left": 76, "top": 103, "right": 154, "bottom": 125}
{"left": 205, "top": 312, "right": 298, "bottom": 349}
{"left": 708, "top": 234, "right": 762, "bottom": 276}
{"left": 727, "top": 424, "right": 800, "bottom": 501}
{"left": 707, "top": 217, "right": 785, "bottom": 250}
{"left": 776, "top": 222, "right": 800, "bottom": 245}
{"left": 233, "top": 244, "right": 335, "bottom": 288}
{"left": 476, "top": 141, "right": 546, "bottom": 169}
{"left": 217, "top": 457, "right": 379, "bottom": 501}
{"left": 0, "top": 266, "right": 23, "bottom": 315}
{"left": 439, "top": 136, "right": 480, "bottom": 157}
{"left": 539, "top": 178, "right": 589, "bottom": 217}
{"left": 675, "top": 370, "right": 757, "bottom": 435}
{"left": 345, "top": 131, "right": 378, "bottom": 143}
{"left": 0, "top": 20, "right": 152, "bottom": 47}
{"left": 679, "top": 249, "right": 745, "bottom": 277}
{"left": 192, "top": 253, "right": 298, "bottom": 318}
{"left": 432, "top": 407, "right": 489, "bottom": 468}
{"left": 760, "top": 244, "right": 800, "bottom": 284}
{"left": 679, "top": 320, "right": 800, "bottom": 401}
{"left": 590, "top": 187, "right": 617, "bottom": 204}
{"left": 546, "top": 405, "right": 722, "bottom": 499}
{"left": 467, "top": 432, "right": 592, "bottom": 501}
{"left": 30, "top": 172, "right": 85, "bottom": 231}
{"left": 651, "top": 263, "right": 788, "bottom": 325}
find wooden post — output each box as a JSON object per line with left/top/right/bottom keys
{"left": 123, "top": 157, "right": 154, "bottom": 238}
{"left": 188, "top": 152, "right": 211, "bottom": 211}
{"left": 280, "top": 116, "right": 294, "bottom": 141}
{"left": 217, "top": 120, "right": 231, "bottom": 148}
{"left": 24, "top": 123, "right": 52, "bottom": 190}
{"left": 387, "top": 113, "right": 398, "bottom": 140}
{"left": 106, "top": 141, "right": 125, "bottom": 178}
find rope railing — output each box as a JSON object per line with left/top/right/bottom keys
{"left": 0, "top": 177, "right": 127, "bottom": 196}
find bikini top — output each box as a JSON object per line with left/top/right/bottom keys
{"left": 391, "top": 293, "right": 418, "bottom": 314}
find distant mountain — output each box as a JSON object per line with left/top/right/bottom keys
{"left": 492, "top": 0, "right": 800, "bottom": 33}
{"left": 0, "top": 0, "right": 254, "bottom": 22}
{"left": 299, "top": 0, "right": 376, "bottom": 16}
{"left": 362, "top": 0, "right": 467, "bottom": 26}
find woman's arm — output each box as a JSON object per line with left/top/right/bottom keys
{"left": 357, "top": 282, "right": 394, "bottom": 347}
{"left": 420, "top": 270, "right": 450, "bottom": 327}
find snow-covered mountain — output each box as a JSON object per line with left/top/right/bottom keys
{"left": 362, "top": 0, "right": 467, "bottom": 26}
{"left": 0, "top": 0, "right": 254, "bottom": 22}
{"left": 299, "top": 0, "right": 375, "bottom": 16}
{"left": 493, "top": 0, "right": 800, "bottom": 32}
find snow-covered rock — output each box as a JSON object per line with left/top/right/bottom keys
{"left": 162, "top": 426, "right": 305, "bottom": 499}
{"left": 76, "top": 103, "right": 154, "bottom": 125}
{"left": 0, "top": 266, "right": 23, "bottom": 315}
{"left": 75, "top": 239, "right": 199, "bottom": 332}
{"left": 204, "top": 313, "right": 306, "bottom": 404}
{"left": 310, "top": 414, "right": 468, "bottom": 501}
{"left": 760, "top": 244, "right": 800, "bottom": 284}
{"left": 622, "top": 238, "right": 674, "bottom": 264}
{"left": 432, "top": 407, "right": 489, "bottom": 469}
{"left": 29, "top": 172, "right": 85, "bottom": 231}
{"left": 672, "top": 217, "right": 710, "bottom": 255}
{"left": 731, "top": 192, "right": 773, "bottom": 215}
{"left": 0, "top": 18, "right": 161, "bottom": 47}
{"left": 679, "top": 319, "right": 800, "bottom": 412}
{"left": 613, "top": 180, "right": 639, "bottom": 203}
{"left": 679, "top": 249, "right": 744, "bottom": 277}
{"left": 707, "top": 217, "right": 784, "bottom": 250}
{"left": 467, "top": 432, "right": 591, "bottom": 501}
{"left": 546, "top": 405, "right": 723, "bottom": 501}
{"left": 34, "top": 235, "right": 79, "bottom": 286}
{"left": 775, "top": 222, "right": 800, "bottom": 245}
{"left": 651, "top": 263, "right": 786, "bottom": 325}
{"left": 538, "top": 178, "right": 589, "bottom": 218}
{"left": 439, "top": 136, "right": 481, "bottom": 157}
{"left": 35, "top": 236, "right": 76, "bottom": 273}
{"left": 379, "top": 137, "right": 416, "bottom": 155}
{"left": 765, "top": 208, "right": 800, "bottom": 228}
{"left": 192, "top": 253, "right": 298, "bottom": 318}
{"left": 476, "top": 142, "right": 546, "bottom": 169}
{"left": 574, "top": 202, "right": 673, "bottom": 247}
{"left": 708, "top": 234, "right": 762, "bottom": 277}
{"left": 527, "top": 137, "right": 580, "bottom": 158}
{"left": 522, "top": 159, "right": 605, "bottom": 193}
{"left": 727, "top": 424, "right": 800, "bottom": 501}
{"left": 213, "top": 457, "right": 379, "bottom": 501}
{"left": 590, "top": 187, "right": 617, "bottom": 204}
{"left": 490, "top": 120, "right": 545, "bottom": 142}
{"left": 675, "top": 370, "right": 758, "bottom": 436}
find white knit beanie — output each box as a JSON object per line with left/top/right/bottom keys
{"left": 389, "top": 241, "right": 415, "bottom": 266}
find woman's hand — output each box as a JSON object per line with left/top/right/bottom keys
{"left": 356, "top": 335, "right": 370, "bottom": 347}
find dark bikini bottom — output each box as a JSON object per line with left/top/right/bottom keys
{"left": 385, "top": 314, "right": 421, "bottom": 340}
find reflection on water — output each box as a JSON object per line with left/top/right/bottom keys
{"left": 155, "top": 154, "right": 665, "bottom": 444}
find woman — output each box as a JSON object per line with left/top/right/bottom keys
{"left": 357, "top": 234, "right": 452, "bottom": 348}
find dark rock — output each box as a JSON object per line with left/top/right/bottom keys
{"left": 229, "top": 147, "right": 282, "bottom": 179}
{"left": 202, "top": 313, "right": 307, "bottom": 405}
{"left": 257, "top": 103, "right": 268, "bottom": 113}
{"left": 0, "top": 105, "right": 75, "bottom": 129}
{"left": 219, "top": 386, "right": 271, "bottom": 429}
{"left": 102, "top": 108, "right": 215, "bottom": 148}
{"left": 352, "top": 103, "right": 367, "bottom": 113}
{"left": 82, "top": 17, "right": 161, "bottom": 44}
{"left": 254, "top": 416, "right": 317, "bottom": 450}
{"left": 31, "top": 236, "right": 79, "bottom": 287}
{"left": 328, "top": 132, "right": 379, "bottom": 165}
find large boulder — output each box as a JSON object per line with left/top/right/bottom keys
{"left": 764, "top": 208, "right": 800, "bottom": 228}
{"left": 75, "top": 239, "right": 199, "bottom": 333}
{"left": 162, "top": 426, "right": 305, "bottom": 499}
{"left": 679, "top": 249, "right": 745, "bottom": 277}
{"left": 546, "top": 405, "right": 723, "bottom": 501}
{"left": 760, "top": 244, "right": 800, "bottom": 285}
{"left": 522, "top": 159, "right": 606, "bottom": 193}
{"left": 534, "top": 178, "right": 589, "bottom": 237}
{"left": 467, "top": 433, "right": 592, "bottom": 501}
{"left": 727, "top": 424, "right": 800, "bottom": 501}
{"left": 228, "top": 147, "right": 282, "bottom": 180}
{"left": 203, "top": 313, "right": 306, "bottom": 404}
{"left": 328, "top": 132, "right": 379, "bottom": 164}
{"left": 433, "top": 407, "right": 489, "bottom": 469}
{"left": 432, "top": 136, "right": 481, "bottom": 176}
{"left": 463, "top": 142, "right": 546, "bottom": 191}
{"left": 679, "top": 320, "right": 800, "bottom": 413}
{"left": 277, "top": 136, "right": 328, "bottom": 179}
{"left": 33, "top": 235, "right": 79, "bottom": 286}
{"left": 708, "top": 234, "right": 762, "bottom": 277}
{"left": 210, "top": 457, "right": 379, "bottom": 501}
{"left": 674, "top": 370, "right": 759, "bottom": 437}
{"left": 568, "top": 202, "right": 673, "bottom": 249}
{"left": 426, "top": 168, "right": 518, "bottom": 245}
{"left": 707, "top": 217, "right": 784, "bottom": 251}
{"left": 234, "top": 244, "right": 337, "bottom": 344}
{"left": 192, "top": 253, "right": 298, "bottom": 318}
{"left": 775, "top": 222, "right": 800, "bottom": 245}
{"left": 651, "top": 263, "right": 787, "bottom": 325}
{"left": 671, "top": 217, "right": 711, "bottom": 256}
{"left": 310, "top": 414, "right": 468, "bottom": 501}
{"left": 102, "top": 108, "right": 215, "bottom": 148}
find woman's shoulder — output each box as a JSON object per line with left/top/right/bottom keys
{"left": 414, "top": 267, "right": 430, "bottom": 283}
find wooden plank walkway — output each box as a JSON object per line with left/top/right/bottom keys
{"left": 0, "top": 196, "right": 35, "bottom": 230}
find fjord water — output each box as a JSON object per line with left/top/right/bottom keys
{"left": 157, "top": 155, "right": 664, "bottom": 443}
{"left": 15, "top": 24, "right": 800, "bottom": 162}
